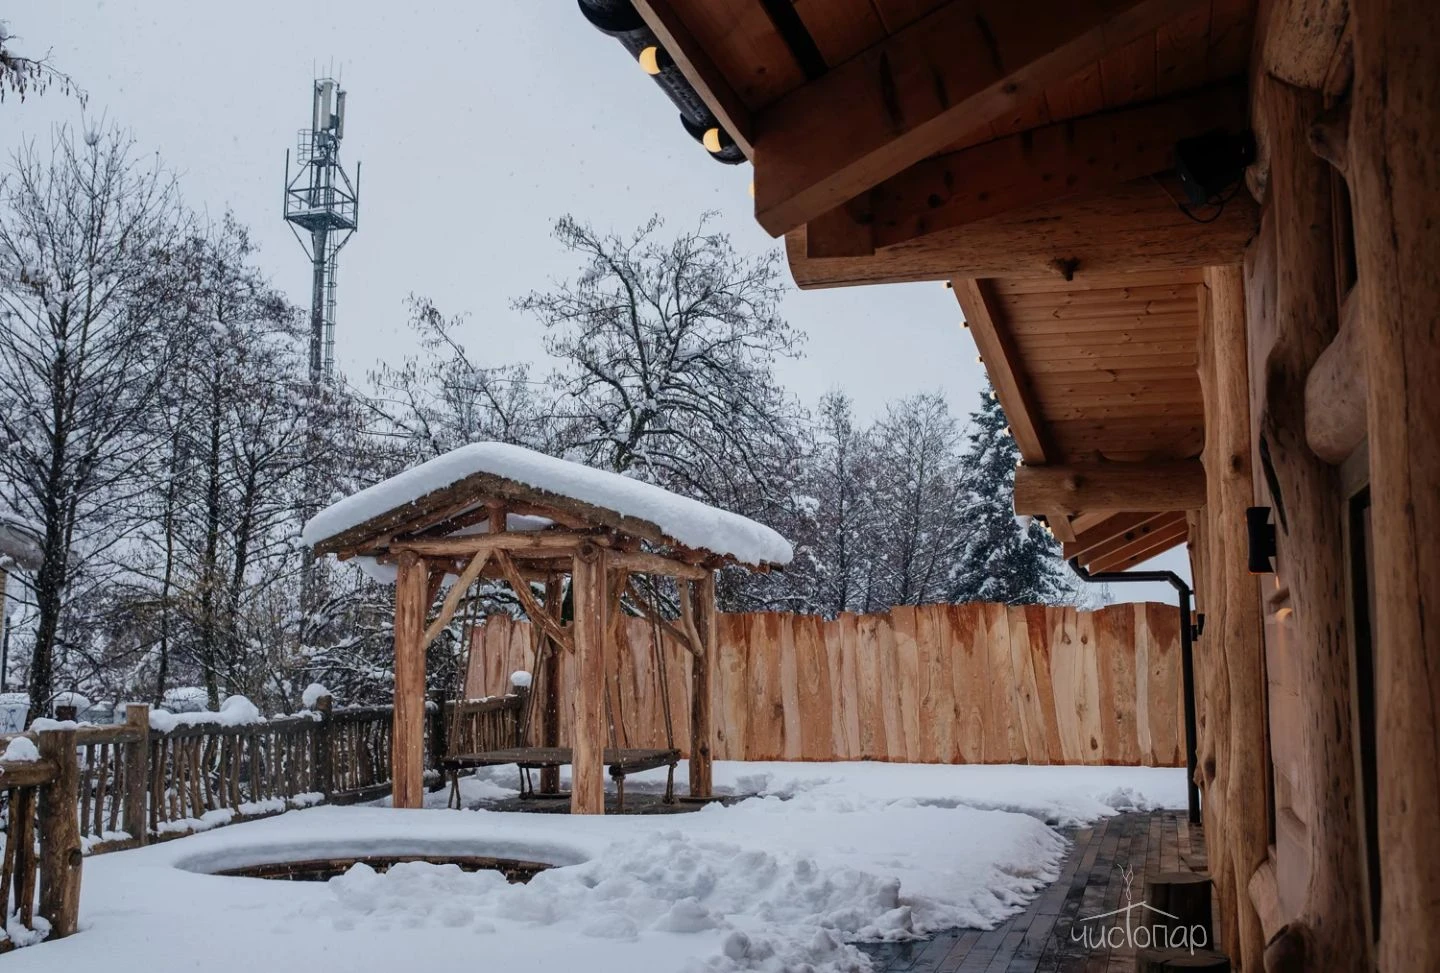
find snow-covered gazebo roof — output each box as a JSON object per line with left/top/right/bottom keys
{"left": 302, "top": 442, "right": 792, "bottom": 570}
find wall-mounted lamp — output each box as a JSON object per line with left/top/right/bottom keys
{"left": 1246, "top": 506, "right": 1277, "bottom": 574}
{"left": 638, "top": 45, "right": 664, "bottom": 75}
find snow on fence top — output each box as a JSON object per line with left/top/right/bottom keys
{"left": 301, "top": 442, "right": 793, "bottom": 568}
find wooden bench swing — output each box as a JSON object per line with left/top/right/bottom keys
{"left": 301, "top": 443, "right": 791, "bottom": 814}
{"left": 440, "top": 567, "right": 688, "bottom": 811}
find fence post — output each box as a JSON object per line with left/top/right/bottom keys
{"left": 314, "top": 694, "right": 334, "bottom": 799}
{"left": 123, "top": 703, "right": 149, "bottom": 846}
{"left": 36, "top": 727, "right": 82, "bottom": 938}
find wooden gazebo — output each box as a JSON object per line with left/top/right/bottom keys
{"left": 302, "top": 442, "right": 791, "bottom": 814}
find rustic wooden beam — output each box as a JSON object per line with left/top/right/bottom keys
{"left": 570, "top": 543, "right": 608, "bottom": 814}
{"left": 632, "top": 0, "right": 754, "bottom": 158}
{"left": 1066, "top": 511, "right": 1176, "bottom": 562}
{"left": 391, "top": 550, "right": 428, "bottom": 809}
{"left": 1197, "top": 262, "right": 1268, "bottom": 973}
{"left": 688, "top": 571, "right": 717, "bottom": 798}
{"left": 626, "top": 579, "right": 699, "bottom": 656}
{"left": 814, "top": 82, "right": 1248, "bottom": 255}
{"left": 36, "top": 728, "right": 81, "bottom": 938}
{"left": 788, "top": 178, "right": 1259, "bottom": 288}
{"left": 1350, "top": 1, "right": 1440, "bottom": 966}
{"left": 953, "top": 277, "right": 1083, "bottom": 536}
{"left": 539, "top": 576, "right": 563, "bottom": 794}
{"left": 953, "top": 279, "right": 1051, "bottom": 463}
{"left": 609, "top": 549, "right": 709, "bottom": 581}
{"left": 1087, "top": 518, "right": 1191, "bottom": 572}
{"left": 1262, "top": 0, "right": 1350, "bottom": 89}
{"left": 421, "top": 549, "right": 493, "bottom": 648}
{"left": 494, "top": 550, "right": 575, "bottom": 655}
{"left": 751, "top": 0, "right": 1206, "bottom": 235}
{"left": 388, "top": 532, "right": 595, "bottom": 558}
{"left": 1254, "top": 73, "right": 1366, "bottom": 971}
{"left": 1303, "top": 289, "right": 1365, "bottom": 463}
{"left": 1013, "top": 460, "right": 1207, "bottom": 515}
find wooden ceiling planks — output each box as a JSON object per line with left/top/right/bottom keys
{"left": 976, "top": 269, "right": 1206, "bottom": 467}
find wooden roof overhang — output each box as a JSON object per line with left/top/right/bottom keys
{"left": 311, "top": 469, "right": 779, "bottom": 580}
{"left": 598, "top": 0, "right": 1263, "bottom": 572}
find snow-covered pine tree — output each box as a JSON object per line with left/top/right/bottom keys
{"left": 949, "top": 384, "right": 1074, "bottom": 605}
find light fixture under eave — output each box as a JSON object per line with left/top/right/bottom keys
{"left": 702, "top": 127, "right": 723, "bottom": 153}
{"left": 747, "top": 179, "right": 755, "bottom": 199}
{"left": 639, "top": 45, "right": 662, "bottom": 75}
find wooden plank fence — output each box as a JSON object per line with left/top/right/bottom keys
{"left": 466, "top": 602, "right": 1185, "bottom": 766}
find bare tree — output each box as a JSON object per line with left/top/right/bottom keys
{"left": 518, "top": 215, "right": 804, "bottom": 508}
{"left": 0, "top": 22, "right": 83, "bottom": 105}
{"left": 369, "top": 296, "right": 550, "bottom": 461}
{"left": 0, "top": 126, "right": 186, "bottom": 714}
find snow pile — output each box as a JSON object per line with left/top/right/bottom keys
{"left": 508, "top": 670, "right": 532, "bottom": 689}
{"left": 52, "top": 691, "right": 91, "bottom": 713}
{"left": 1, "top": 736, "right": 39, "bottom": 762}
{"left": 149, "top": 695, "right": 263, "bottom": 733}
{"left": 301, "top": 683, "right": 332, "bottom": 709}
{"left": 301, "top": 442, "right": 793, "bottom": 567}
{"left": 162, "top": 686, "right": 210, "bottom": 713}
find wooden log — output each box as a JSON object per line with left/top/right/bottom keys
{"left": 853, "top": 82, "right": 1249, "bottom": 251}
{"left": 1349, "top": 1, "right": 1440, "bottom": 968}
{"left": 391, "top": 550, "right": 429, "bottom": 809}
{"left": 1013, "top": 460, "right": 1207, "bottom": 516}
{"left": 539, "top": 576, "right": 562, "bottom": 794}
{"left": 1257, "top": 75, "right": 1367, "bottom": 969}
{"left": 1200, "top": 263, "right": 1269, "bottom": 972}
{"left": 689, "top": 572, "right": 717, "bottom": 798}
{"left": 1149, "top": 872, "right": 1215, "bottom": 938}
{"left": 788, "top": 178, "right": 1258, "bottom": 288}
{"left": 609, "top": 549, "right": 708, "bottom": 581}
{"left": 569, "top": 544, "right": 607, "bottom": 814}
{"left": 1303, "top": 290, "right": 1365, "bottom": 463}
{"left": 36, "top": 728, "right": 82, "bottom": 938}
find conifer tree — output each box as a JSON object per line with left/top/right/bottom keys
{"left": 949, "top": 385, "right": 1073, "bottom": 604}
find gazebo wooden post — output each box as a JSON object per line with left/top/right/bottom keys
{"left": 539, "top": 575, "right": 563, "bottom": 795}
{"left": 392, "top": 549, "right": 429, "bottom": 809}
{"left": 570, "top": 542, "right": 608, "bottom": 814}
{"left": 689, "top": 570, "right": 717, "bottom": 799}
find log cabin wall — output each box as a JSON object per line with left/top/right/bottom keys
{"left": 1196, "top": 2, "right": 1440, "bottom": 970}
{"left": 466, "top": 602, "right": 1186, "bottom": 766}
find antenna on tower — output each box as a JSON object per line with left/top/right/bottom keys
{"left": 283, "top": 77, "right": 360, "bottom": 385}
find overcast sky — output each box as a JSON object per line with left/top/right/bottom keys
{"left": 1, "top": 0, "right": 1186, "bottom": 598}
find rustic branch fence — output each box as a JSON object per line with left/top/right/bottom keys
{"left": 468, "top": 602, "right": 1185, "bottom": 767}
{"left": 0, "top": 693, "right": 527, "bottom": 867}
{"left": 1, "top": 728, "right": 82, "bottom": 952}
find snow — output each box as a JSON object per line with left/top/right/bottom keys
{"left": 6, "top": 762, "right": 1184, "bottom": 971}
{"left": 301, "top": 683, "right": 332, "bottom": 709}
{"left": 149, "top": 695, "right": 263, "bottom": 733}
{"left": 508, "top": 670, "right": 532, "bottom": 689}
{"left": 1, "top": 736, "right": 39, "bottom": 762}
{"left": 301, "top": 442, "right": 793, "bottom": 568}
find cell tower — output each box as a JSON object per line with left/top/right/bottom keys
{"left": 284, "top": 78, "right": 360, "bottom": 384}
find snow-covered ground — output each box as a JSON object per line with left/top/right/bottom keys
{"left": 11, "top": 761, "right": 1185, "bottom": 973}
